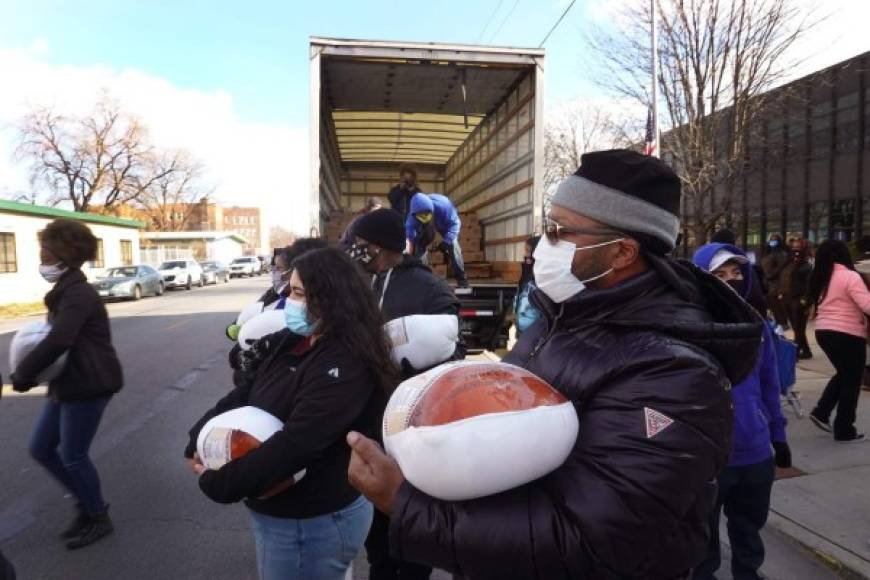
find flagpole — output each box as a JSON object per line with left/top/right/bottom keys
{"left": 650, "top": 0, "right": 659, "bottom": 158}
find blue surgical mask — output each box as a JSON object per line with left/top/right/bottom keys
{"left": 284, "top": 299, "right": 314, "bottom": 336}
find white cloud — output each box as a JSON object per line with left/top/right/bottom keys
{"left": 0, "top": 43, "right": 310, "bottom": 240}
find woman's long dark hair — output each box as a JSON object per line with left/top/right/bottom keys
{"left": 292, "top": 247, "right": 398, "bottom": 394}
{"left": 808, "top": 239, "right": 855, "bottom": 308}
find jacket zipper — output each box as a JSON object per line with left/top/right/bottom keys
{"left": 530, "top": 304, "right": 564, "bottom": 358}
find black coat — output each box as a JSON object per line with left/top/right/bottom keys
{"left": 388, "top": 255, "right": 763, "bottom": 580}
{"left": 374, "top": 256, "right": 463, "bottom": 377}
{"left": 375, "top": 256, "right": 459, "bottom": 322}
{"left": 761, "top": 250, "right": 789, "bottom": 294}
{"left": 193, "top": 333, "right": 381, "bottom": 519}
{"left": 15, "top": 269, "right": 123, "bottom": 401}
{"left": 387, "top": 184, "right": 421, "bottom": 220}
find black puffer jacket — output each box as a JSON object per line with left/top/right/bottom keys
{"left": 374, "top": 256, "right": 463, "bottom": 377}
{"left": 15, "top": 269, "right": 123, "bottom": 401}
{"left": 388, "top": 255, "right": 762, "bottom": 580}
{"left": 375, "top": 256, "right": 459, "bottom": 322}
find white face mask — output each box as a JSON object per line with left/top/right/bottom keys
{"left": 532, "top": 237, "right": 623, "bottom": 303}
{"left": 39, "top": 263, "right": 68, "bottom": 284}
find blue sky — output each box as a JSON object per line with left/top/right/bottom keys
{"left": 0, "top": 0, "right": 602, "bottom": 127}
{"left": 1, "top": 0, "right": 868, "bottom": 235}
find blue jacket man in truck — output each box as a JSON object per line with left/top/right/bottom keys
{"left": 406, "top": 193, "right": 468, "bottom": 288}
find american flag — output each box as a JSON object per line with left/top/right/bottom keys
{"left": 643, "top": 107, "right": 657, "bottom": 156}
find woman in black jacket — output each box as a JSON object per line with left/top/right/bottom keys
{"left": 187, "top": 248, "right": 397, "bottom": 580}
{"left": 11, "top": 219, "right": 123, "bottom": 550}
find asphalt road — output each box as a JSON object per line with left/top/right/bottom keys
{"left": 0, "top": 276, "right": 841, "bottom": 580}
{"left": 0, "top": 276, "right": 266, "bottom": 580}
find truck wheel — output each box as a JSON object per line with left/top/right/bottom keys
{"left": 199, "top": 276, "right": 205, "bottom": 288}
{"left": 186, "top": 277, "right": 192, "bottom": 290}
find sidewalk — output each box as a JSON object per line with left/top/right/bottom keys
{"left": 768, "top": 323, "right": 870, "bottom": 578}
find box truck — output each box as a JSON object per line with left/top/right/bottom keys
{"left": 310, "top": 37, "right": 545, "bottom": 351}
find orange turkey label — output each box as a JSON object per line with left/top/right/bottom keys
{"left": 410, "top": 366, "right": 566, "bottom": 427}
{"left": 229, "top": 430, "right": 263, "bottom": 459}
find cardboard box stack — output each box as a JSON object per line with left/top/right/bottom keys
{"left": 324, "top": 211, "right": 355, "bottom": 245}
{"left": 458, "top": 212, "right": 491, "bottom": 280}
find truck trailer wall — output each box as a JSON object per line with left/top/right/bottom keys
{"left": 340, "top": 163, "right": 446, "bottom": 212}
{"left": 444, "top": 71, "right": 542, "bottom": 276}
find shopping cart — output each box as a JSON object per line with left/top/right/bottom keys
{"left": 769, "top": 321, "right": 803, "bottom": 419}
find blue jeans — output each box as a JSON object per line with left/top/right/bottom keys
{"left": 249, "top": 495, "right": 373, "bottom": 580}
{"left": 29, "top": 397, "right": 111, "bottom": 516}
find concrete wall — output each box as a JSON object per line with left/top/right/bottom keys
{"left": 0, "top": 212, "right": 140, "bottom": 306}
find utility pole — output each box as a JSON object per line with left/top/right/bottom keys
{"left": 650, "top": 0, "right": 660, "bottom": 158}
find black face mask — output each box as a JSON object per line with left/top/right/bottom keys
{"left": 726, "top": 279, "right": 744, "bottom": 296}
{"left": 348, "top": 243, "right": 376, "bottom": 266}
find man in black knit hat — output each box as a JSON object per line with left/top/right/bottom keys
{"left": 348, "top": 150, "right": 764, "bottom": 580}
{"left": 348, "top": 208, "right": 460, "bottom": 580}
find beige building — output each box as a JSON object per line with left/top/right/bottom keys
{"left": 0, "top": 200, "right": 143, "bottom": 306}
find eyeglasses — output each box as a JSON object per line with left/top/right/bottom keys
{"left": 544, "top": 219, "right": 624, "bottom": 243}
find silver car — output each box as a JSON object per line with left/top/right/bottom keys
{"left": 92, "top": 265, "right": 165, "bottom": 300}
{"left": 200, "top": 261, "right": 231, "bottom": 285}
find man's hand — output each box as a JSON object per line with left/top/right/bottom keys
{"left": 437, "top": 240, "right": 451, "bottom": 254}
{"left": 10, "top": 373, "right": 36, "bottom": 393}
{"left": 188, "top": 452, "right": 206, "bottom": 476}
{"left": 347, "top": 431, "right": 405, "bottom": 515}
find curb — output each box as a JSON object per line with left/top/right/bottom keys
{"left": 767, "top": 511, "right": 870, "bottom": 579}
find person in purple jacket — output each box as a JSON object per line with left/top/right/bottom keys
{"left": 693, "top": 243, "right": 792, "bottom": 580}
{"left": 406, "top": 193, "right": 468, "bottom": 288}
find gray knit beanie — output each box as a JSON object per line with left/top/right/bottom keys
{"left": 551, "top": 149, "right": 682, "bottom": 252}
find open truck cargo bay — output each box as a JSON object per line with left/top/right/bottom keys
{"left": 310, "top": 37, "right": 545, "bottom": 283}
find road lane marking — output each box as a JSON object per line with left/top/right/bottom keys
{"left": 166, "top": 319, "right": 191, "bottom": 331}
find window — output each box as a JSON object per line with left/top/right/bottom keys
{"left": 120, "top": 240, "right": 133, "bottom": 266}
{"left": 91, "top": 239, "right": 105, "bottom": 268}
{"left": 0, "top": 233, "right": 17, "bottom": 273}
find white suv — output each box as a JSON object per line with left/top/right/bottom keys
{"left": 158, "top": 260, "right": 204, "bottom": 290}
{"left": 229, "top": 256, "right": 261, "bottom": 278}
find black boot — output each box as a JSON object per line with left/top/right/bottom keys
{"left": 798, "top": 348, "right": 813, "bottom": 360}
{"left": 60, "top": 505, "right": 89, "bottom": 540}
{"left": 66, "top": 507, "right": 114, "bottom": 550}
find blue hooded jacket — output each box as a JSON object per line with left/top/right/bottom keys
{"left": 406, "top": 193, "right": 462, "bottom": 245}
{"left": 693, "top": 243, "right": 787, "bottom": 466}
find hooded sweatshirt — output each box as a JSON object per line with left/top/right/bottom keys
{"left": 405, "top": 193, "right": 461, "bottom": 245}
{"left": 693, "top": 243, "right": 787, "bottom": 466}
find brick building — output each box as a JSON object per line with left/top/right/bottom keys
{"left": 124, "top": 199, "right": 265, "bottom": 254}
{"left": 222, "top": 206, "right": 264, "bottom": 254}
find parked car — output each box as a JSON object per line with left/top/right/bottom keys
{"left": 158, "top": 260, "right": 204, "bottom": 290}
{"left": 258, "top": 255, "right": 272, "bottom": 274}
{"left": 200, "top": 261, "right": 231, "bottom": 285}
{"left": 91, "top": 265, "right": 164, "bottom": 301}
{"left": 229, "top": 256, "right": 261, "bottom": 278}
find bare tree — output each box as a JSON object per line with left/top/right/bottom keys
{"left": 588, "top": 0, "right": 815, "bottom": 245}
{"left": 269, "top": 226, "right": 296, "bottom": 250}
{"left": 135, "top": 152, "right": 210, "bottom": 231}
{"left": 544, "top": 102, "right": 637, "bottom": 192}
{"left": 15, "top": 95, "right": 175, "bottom": 212}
